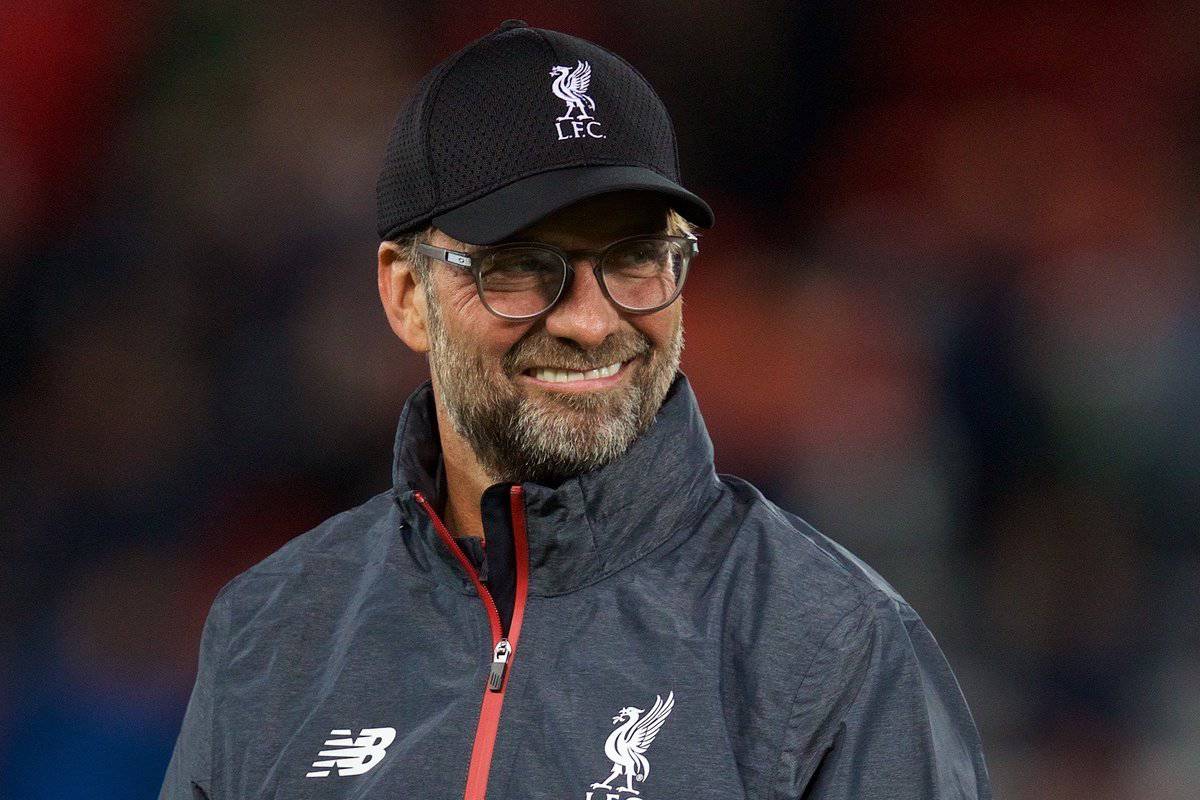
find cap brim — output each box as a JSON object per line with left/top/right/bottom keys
{"left": 431, "top": 165, "right": 714, "bottom": 245}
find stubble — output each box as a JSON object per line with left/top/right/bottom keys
{"left": 424, "top": 282, "right": 682, "bottom": 485}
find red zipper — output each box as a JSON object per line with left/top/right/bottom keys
{"left": 413, "top": 486, "right": 529, "bottom": 800}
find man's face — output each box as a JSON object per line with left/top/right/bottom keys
{"left": 422, "top": 192, "right": 684, "bottom": 484}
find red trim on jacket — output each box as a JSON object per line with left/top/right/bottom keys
{"left": 413, "top": 487, "right": 530, "bottom": 800}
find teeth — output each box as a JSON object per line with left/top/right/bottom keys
{"left": 532, "top": 361, "right": 622, "bottom": 383}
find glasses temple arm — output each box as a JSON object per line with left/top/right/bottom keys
{"left": 416, "top": 243, "right": 473, "bottom": 268}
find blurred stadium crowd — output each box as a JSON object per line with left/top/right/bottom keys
{"left": 2, "top": 1, "right": 1198, "bottom": 798}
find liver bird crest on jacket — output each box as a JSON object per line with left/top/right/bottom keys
{"left": 588, "top": 690, "right": 674, "bottom": 796}
{"left": 550, "top": 60, "right": 596, "bottom": 121}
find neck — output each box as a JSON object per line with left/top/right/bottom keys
{"left": 432, "top": 390, "right": 493, "bottom": 540}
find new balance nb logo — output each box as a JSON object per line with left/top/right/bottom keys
{"left": 305, "top": 727, "right": 396, "bottom": 778}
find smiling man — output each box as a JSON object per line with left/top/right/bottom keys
{"left": 161, "top": 20, "right": 992, "bottom": 800}
{"left": 384, "top": 191, "right": 690, "bottom": 540}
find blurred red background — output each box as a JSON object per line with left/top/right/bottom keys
{"left": 2, "top": 2, "right": 1198, "bottom": 798}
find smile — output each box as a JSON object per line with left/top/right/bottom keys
{"left": 530, "top": 361, "right": 622, "bottom": 383}
{"left": 519, "top": 358, "right": 635, "bottom": 392}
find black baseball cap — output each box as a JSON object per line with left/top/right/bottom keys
{"left": 376, "top": 20, "right": 714, "bottom": 245}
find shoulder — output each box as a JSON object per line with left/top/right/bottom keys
{"left": 212, "top": 488, "right": 400, "bottom": 609}
{"left": 724, "top": 474, "right": 995, "bottom": 797}
{"left": 712, "top": 475, "right": 969, "bottom": 726}
{"left": 719, "top": 474, "right": 904, "bottom": 604}
{"left": 713, "top": 474, "right": 922, "bottom": 655}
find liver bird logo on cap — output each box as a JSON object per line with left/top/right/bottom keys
{"left": 550, "top": 60, "right": 596, "bottom": 121}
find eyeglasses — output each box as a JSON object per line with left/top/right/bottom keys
{"left": 416, "top": 233, "right": 698, "bottom": 320}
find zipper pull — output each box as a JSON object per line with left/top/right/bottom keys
{"left": 487, "top": 638, "right": 512, "bottom": 692}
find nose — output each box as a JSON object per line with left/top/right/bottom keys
{"left": 541, "top": 259, "right": 623, "bottom": 349}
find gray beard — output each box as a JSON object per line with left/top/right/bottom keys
{"left": 424, "top": 284, "right": 682, "bottom": 485}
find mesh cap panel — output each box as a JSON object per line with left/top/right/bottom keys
{"left": 375, "top": 21, "right": 707, "bottom": 242}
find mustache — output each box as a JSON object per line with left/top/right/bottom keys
{"left": 502, "top": 331, "right": 651, "bottom": 375}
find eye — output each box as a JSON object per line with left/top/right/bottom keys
{"left": 478, "top": 248, "right": 564, "bottom": 293}
{"left": 605, "top": 240, "right": 675, "bottom": 278}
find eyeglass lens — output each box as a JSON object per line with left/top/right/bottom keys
{"left": 477, "top": 237, "right": 688, "bottom": 318}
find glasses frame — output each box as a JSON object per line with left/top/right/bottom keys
{"left": 416, "top": 232, "right": 698, "bottom": 320}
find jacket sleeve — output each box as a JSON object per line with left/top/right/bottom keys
{"left": 773, "top": 594, "right": 993, "bottom": 800}
{"left": 159, "top": 589, "right": 231, "bottom": 800}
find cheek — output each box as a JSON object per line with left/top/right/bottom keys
{"left": 634, "top": 305, "right": 682, "bottom": 351}
{"left": 444, "top": 279, "right": 483, "bottom": 316}
{"left": 433, "top": 282, "right": 533, "bottom": 367}
{"left": 434, "top": 276, "right": 497, "bottom": 340}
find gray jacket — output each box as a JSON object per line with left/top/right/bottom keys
{"left": 159, "top": 375, "right": 992, "bottom": 799}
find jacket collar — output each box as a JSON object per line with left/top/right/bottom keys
{"left": 391, "top": 373, "right": 722, "bottom": 596}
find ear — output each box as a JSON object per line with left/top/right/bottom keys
{"left": 377, "top": 241, "right": 430, "bottom": 353}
